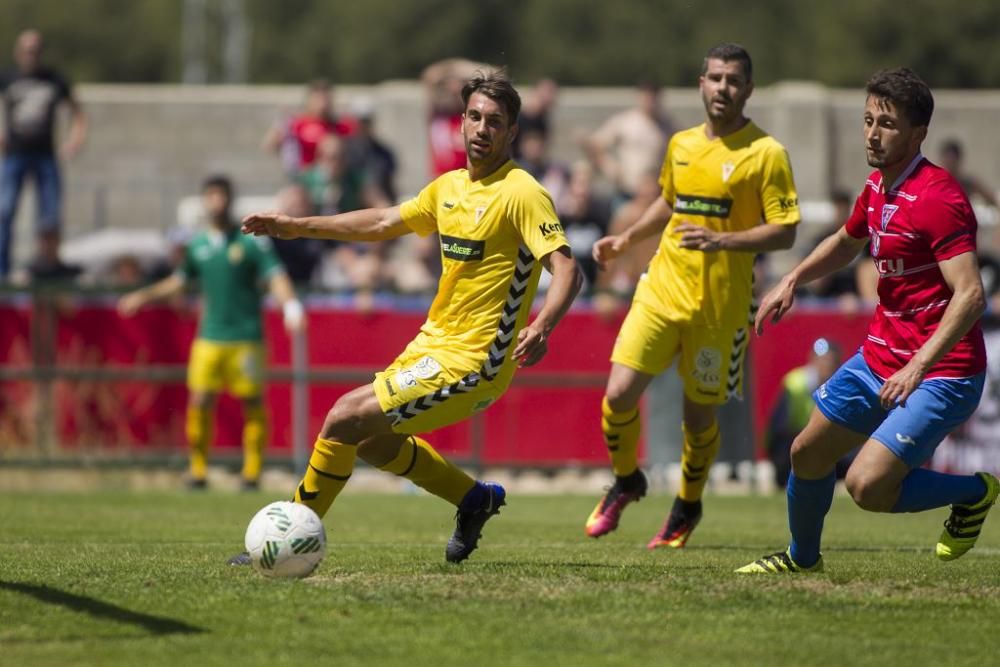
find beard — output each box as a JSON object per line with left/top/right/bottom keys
{"left": 866, "top": 153, "right": 886, "bottom": 168}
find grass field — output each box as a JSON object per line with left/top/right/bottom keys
{"left": 2, "top": 489, "right": 998, "bottom": 667}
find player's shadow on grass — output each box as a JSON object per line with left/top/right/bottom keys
{"left": 0, "top": 580, "right": 205, "bottom": 636}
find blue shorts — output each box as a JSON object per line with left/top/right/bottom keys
{"left": 814, "top": 351, "right": 984, "bottom": 468}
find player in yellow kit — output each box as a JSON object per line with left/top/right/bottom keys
{"left": 585, "top": 43, "right": 801, "bottom": 548}
{"left": 235, "top": 70, "right": 583, "bottom": 564}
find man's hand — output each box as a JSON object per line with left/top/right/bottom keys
{"left": 676, "top": 223, "right": 723, "bottom": 252}
{"left": 512, "top": 323, "right": 549, "bottom": 367}
{"left": 754, "top": 274, "right": 797, "bottom": 335}
{"left": 878, "top": 358, "right": 928, "bottom": 409}
{"left": 592, "top": 234, "right": 629, "bottom": 269}
{"left": 282, "top": 299, "right": 306, "bottom": 333}
{"left": 242, "top": 212, "right": 301, "bottom": 240}
{"left": 60, "top": 138, "right": 83, "bottom": 161}
{"left": 117, "top": 291, "right": 146, "bottom": 318}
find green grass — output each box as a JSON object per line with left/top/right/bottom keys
{"left": 2, "top": 490, "right": 998, "bottom": 667}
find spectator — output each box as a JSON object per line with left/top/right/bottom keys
{"left": 939, "top": 139, "right": 998, "bottom": 208}
{"left": 148, "top": 225, "right": 195, "bottom": 282}
{"left": 0, "top": 29, "right": 87, "bottom": 280}
{"left": 300, "top": 134, "right": 388, "bottom": 215}
{"left": 271, "top": 183, "right": 325, "bottom": 285}
{"left": 304, "top": 134, "right": 391, "bottom": 304}
{"left": 584, "top": 81, "right": 672, "bottom": 207}
{"left": 383, "top": 233, "right": 438, "bottom": 296}
{"left": 422, "top": 58, "right": 490, "bottom": 177}
{"left": 106, "top": 253, "right": 146, "bottom": 288}
{"left": 346, "top": 97, "right": 399, "bottom": 203}
{"left": 26, "top": 228, "right": 81, "bottom": 286}
{"left": 765, "top": 338, "right": 846, "bottom": 488}
{"left": 801, "top": 189, "right": 861, "bottom": 304}
{"left": 262, "top": 79, "right": 357, "bottom": 178}
{"left": 556, "top": 160, "right": 611, "bottom": 289}
{"left": 516, "top": 127, "right": 568, "bottom": 204}
{"left": 592, "top": 170, "right": 662, "bottom": 316}
{"left": 513, "top": 77, "right": 559, "bottom": 159}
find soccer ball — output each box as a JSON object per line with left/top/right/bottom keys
{"left": 244, "top": 501, "right": 327, "bottom": 579}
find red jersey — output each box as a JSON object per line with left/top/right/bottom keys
{"left": 429, "top": 113, "right": 467, "bottom": 176}
{"left": 287, "top": 114, "right": 357, "bottom": 169}
{"left": 844, "top": 154, "right": 986, "bottom": 379}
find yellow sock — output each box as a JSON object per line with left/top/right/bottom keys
{"left": 293, "top": 438, "right": 356, "bottom": 518}
{"left": 241, "top": 403, "right": 267, "bottom": 482}
{"left": 379, "top": 436, "right": 475, "bottom": 506}
{"left": 601, "top": 397, "right": 641, "bottom": 477}
{"left": 185, "top": 405, "right": 212, "bottom": 480}
{"left": 678, "top": 420, "right": 721, "bottom": 502}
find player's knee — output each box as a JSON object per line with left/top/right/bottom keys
{"left": 604, "top": 391, "right": 637, "bottom": 414}
{"left": 789, "top": 436, "right": 824, "bottom": 477}
{"left": 844, "top": 469, "right": 893, "bottom": 512}
{"left": 321, "top": 396, "right": 368, "bottom": 443}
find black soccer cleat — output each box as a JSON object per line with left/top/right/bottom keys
{"left": 240, "top": 478, "right": 260, "bottom": 492}
{"left": 445, "top": 482, "right": 506, "bottom": 563}
{"left": 648, "top": 497, "right": 702, "bottom": 549}
{"left": 185, "top": 477, "right": 208, "bottom": 491}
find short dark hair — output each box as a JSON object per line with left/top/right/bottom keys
{"left": 461, "top": 69, "right": 521, "bottom": 124}
{"left": 202, "top": 174, "right": 234, "bottom": 199}
{"left": 702, "top": 43, "right": 753, "bottom": 81}
{"left": 865, "top": 67, "right": 934, "bottom": 127}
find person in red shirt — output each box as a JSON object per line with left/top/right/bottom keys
{"left": 422, "top": 58, "right": 488, "bottom": 177}
{"left": 739, "top": 67, "right": 999, "bottom": 574}
{"left": 262, "top": 79, "right": 357, "bottom": 177}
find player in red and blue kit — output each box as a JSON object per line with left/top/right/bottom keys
{"left": 738, "top": 67, "right": 1000, "bottom": 573}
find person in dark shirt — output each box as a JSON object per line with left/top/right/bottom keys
{"left": 0, "top": 29, "right": 87, "bottom": 280}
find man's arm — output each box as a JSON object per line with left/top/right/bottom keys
{"left": 512, "top": 246, "right": 583, "bottom": 367}
{"left": 878, "top": 251, "right": 986, "bottom": 408}
{"left": 61, "top": 96, "right": 87, "bottom": 160}
{"left": 117, "top": 273, "right": 186, "bottom": 316}
{"left": 583, "top": 116, "right": 620, "bottom": 186}
{"left": 592, "top": 196, "right": 672, "bottom": 269}
{"left": 268, "top": 271, "right": 305, "bottom": 332}
{"left": 675, "top": 220, "right": 798, "bottom": 253}
{"left": 242, "top": 205, "right": 412, "bottom": 242}
{"left": 755, "top": 227, "right": 868, "bottom": 334}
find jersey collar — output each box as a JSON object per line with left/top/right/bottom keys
{"left": 883, "top": 152, "right": 924, "bottom": 193}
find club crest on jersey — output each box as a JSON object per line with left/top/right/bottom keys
{"left": 227, "top": 243, "right": 244, "bottom": 264}
{"left": 475, "top": 206, "right": 486, "bottom": 224}
{"left": 880, "top": 204, "right": 899, "bottom": 231}
{"left": 721, "top": 161, "right": 735, "bottom": 182}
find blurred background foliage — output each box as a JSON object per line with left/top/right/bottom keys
{"left": 0, "top": 0, "right": 998, "bottom": 87}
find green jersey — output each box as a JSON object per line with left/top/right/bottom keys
{"left": 179, "top": 225, "right": 284, "bottom": 342}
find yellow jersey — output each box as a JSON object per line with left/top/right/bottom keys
{"left": 639, "top": 121, "right": 799, "bottom": 328}
{"left": 399, "top": 160, "right": 569, "bottom": 379}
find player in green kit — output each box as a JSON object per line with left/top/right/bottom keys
{"left": 119, "top": 175, "right": 304, "bottom": 489}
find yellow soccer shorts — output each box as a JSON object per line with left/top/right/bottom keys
{"left": 187, "top": 339, "right": 265, "bottom": 399}
{"left": 611, "top": 298, "right": 749, "bottom": 405}
{"left": 373, "top": 341, "right": 510, "bottom": 435}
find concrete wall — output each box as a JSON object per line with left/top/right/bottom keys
{"left": 8, "top": 81, "right": 1000, "bottom": 268}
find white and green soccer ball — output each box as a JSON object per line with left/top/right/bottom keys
{"left": 244, "top": 501, "right": 326, "bottom": 579}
